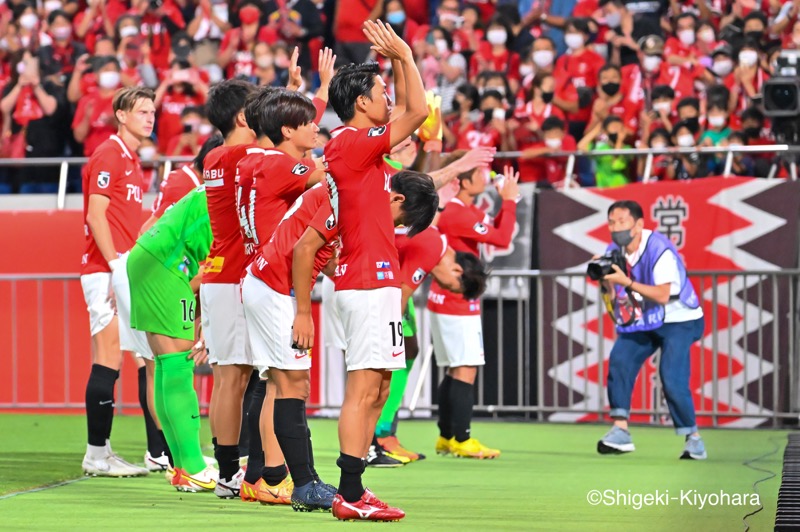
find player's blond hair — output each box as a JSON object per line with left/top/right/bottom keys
{"left": 112, "top": 87, "right": 156, "bottom": 114}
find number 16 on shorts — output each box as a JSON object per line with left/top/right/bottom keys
{"left": 180, "top": 298, "right": 196, "bottom": 328}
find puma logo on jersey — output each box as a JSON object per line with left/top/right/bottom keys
{"left": 126, "top": 184, "right": 143, "bottom": 203}
{"left": 473, "top": 222, "right": 489, "bottom": 235}
{"left": 291, "top": 163, "right": 310, "bottom": 176}
{"left": 97, "top": 171, "right": 111, "bottom": 188}
{"left": 368, "top": 125, "right": 387, "bottom": 137}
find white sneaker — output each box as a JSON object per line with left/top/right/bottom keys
{"left": 214, "top": 467, "right": 245, "bottom": 499}
{"left": 82, "top": 454, "right": 148, "bottom": 477}
{"left": 177, "top": 466, "right": 219, "bottom": 492}
{"left": 144, "top": 451, "right": 170, "bottom": 472}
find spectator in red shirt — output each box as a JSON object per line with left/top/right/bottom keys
{"left": 443, "top": 83, "right": 481, "bottom": 149}
{"left": 587, "top": 64, "right": 641, "bottom": 141}
{"left": 518, "top": 116, "right": 577, "bottom": 185}
{"left": 332, "top": 0, "right": 379, "bottom": 65}
{"left": 726, "top": 38, "right": 770, "bottom": 113}
{"left": 513, "top": 72, "right": 565, "bottom": 132}
{"left": 74, "top": 0, "right": 125, "bottom": 54}
{"left": 638, "top": 84, "right": 676, "bottom": 141}
{"left": 153, "top": 60, "right": 208, "bottom": 154}
{"left": 455, "top": 90, "right": 513, "bottom": 152}
{"left": 39, "top": 9, "right": 87, "bottom": 80}
{"left": 12, "top": 4, "right": 52, "bottom": 52}
{"left": 131, "top": 0, "right": 186, "bottom": 71}
{"left": 218, "top": 3, "right": 265, "bottom": 79}
{"left": 695, "top": 20, "right": 719, "bottom": 60}
{"left": 469, "top": 17, "right": 521, "bottom": 93}
{"left": 460, "top": 4, "right": 485, "bottom": 54}
{"left": 664, "top": 13, "right": 700, "bottom": 69}
{"left": 530, "top": 36, "right": 557, "bottom": 77}
{"left": 165, "top": 105, "right": 214, "bottom": 156}
{"left": 709, "top": 44, "right": 734, "bottom": 81}
{"left": 72, "top": 57, "right": 122, "bottom": 156}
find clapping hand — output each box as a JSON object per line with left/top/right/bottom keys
{"left": 362, "top": 19, "right": 411, "bottom": 61}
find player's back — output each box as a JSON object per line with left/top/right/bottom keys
{"left": 152, "top": 165, "right": 202, "bottom": 218}
{"left": 436, "top": 199, "right": 483, "bottom": 257}
{"left": 396, "top": 226, "right": 448, "bottom": 288}
{"left": 202, "top": 143, "right": 251, "bottom": 283}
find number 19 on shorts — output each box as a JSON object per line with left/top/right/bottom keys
{"left": 389, "top": 321, "right": 403, "bottom": 347}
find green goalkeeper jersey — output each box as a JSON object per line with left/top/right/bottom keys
{"left": 136, "top": 186, "right": 212, "bottom": 280}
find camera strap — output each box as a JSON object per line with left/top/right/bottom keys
{"left": 600, "top": 283, "right": 639, "bottom": 327}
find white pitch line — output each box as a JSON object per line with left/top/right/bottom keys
{"left": 0, "top": 477, "right": 89, "bottom": 501}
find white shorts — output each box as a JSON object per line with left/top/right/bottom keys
{"left": 321, "top": 275, "right": 346, "bottom": 350}
{"left": 336, "top": 287, "right": 406, "bottom": 372}
{"left": 81, "top": 272, "right": 115, "bottom": 336}
{"left": 199, "top": 282, "right": 252, "bottom": 366}
{"left": 430, "top": 312, "right": 485, "bottom": 368}
{"left": 112, "top": 252, "right": 154, "bottom": 360}
{"left": 241, "top": 274, "right": 310, "bottom": 375}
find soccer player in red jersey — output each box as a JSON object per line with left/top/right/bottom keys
{"left": 80, "top": 87, "right": 155, "bottom": 477}
{"left": 199, "top": 79, "right": 260, "bottom": 497}
{"left": 242, "top": 181, "right": 339, "bottom": 512}
{"left": 300, "top": 20, "right": 431, "bottom": 520}
{"left": 429, "top": 162, "right": 519, "bottom": 460}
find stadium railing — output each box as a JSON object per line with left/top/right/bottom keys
{"left": 3, "top": 269, "right": 798, "bottom": 428}
{"left": 0, "top": 145, "right": 797, "bottom": 205}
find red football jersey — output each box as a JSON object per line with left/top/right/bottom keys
{"left": 151, "top": 165, "right": 202, "bottom": 218}
{"left": 202, "top": 144, "right": 252, "bottom": 284}
{"left": 81, "top": 135, "right": 145, "bottom": 275}
{"left": 427, "top": 197, "right": 516, "bottom": 315}
{"left": 157, "top": 91, "right": 206, "bottom": 154}
{"left": 553, "top": 48, "right": 605, "bottom": 123}
{"left": 325, "top": 124, "right": 398, "bottom": 291}
{"left": 236, "top": 148, "right": 312, "bottom": 267}
{"left": 72, "top": 92, "right": 116, "bottom": 156}
{"left": 251, "top": 183, "right": 339, "bottom": 296}
{"left": 396, "top": 226, "right": 448, "bottom": 289}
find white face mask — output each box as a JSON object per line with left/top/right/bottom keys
{"left": 643, "top": 55, "right": 662, "bottom": 72}
{"left": 139, "top": 146, "right": 157, "bottom": 161}
{"left": 677, "top": 134, "right": 695, "bottom": 147}
{"left": 44, "top": 0, "right": 62, "bottom": 13}
{"left": 532, "top": 49, "right": 554, "bottom": 68}
{"left": 519, "top": 64, "right": 534, "bottom": 78}
{"left": 698, "top": 28, "right": 715, "bottom": 43}
{"left": 708, "top": 115, "right": 726, "bottom": 127}
{"left": 487, "top": 29, "right": 507, "bottom": 46}
{"left": 198, "top": 123, "right": 214, "bottom": 136}
{"left": 98, "top": 71, "right": 121, "bottom": 89}
{"left": 439, "top": 13, "right": 464, "bottom": 28}
{"left": 19, "top": 13, "right": 39, "bottom": 30}
{"left": 713, "top": 59, "right": 733, "bottom": 76}
{"left": 119, "top": 26, "right": 139, "bottom": 39}
{"left": 651, "top": 142, "right": 666, "bottom": 149}
{"left": 434, "top": 38, "right": 449, "bottom": 54}
{"left": 677, "top": 29, "right": 695, "bottom": 46}
{"left": 255, "top": 55, "right": 273, "bottom": 68}
{"left": 544, "top": 137, "right": 562, "bottom": 149}
{"left": 52, "top": 26, "right": 72, "bottom": 41}
{"left": 565, "top": 33, "right": 584, "bottom": 50}
{"left": 604, "top": 11, "right": 621, "bottom": 28}
{"left": 739, "top": 50, "right": 759, "bottom": 67}
{"left": 653, "top": 101, "right": 671, "bottom": 114}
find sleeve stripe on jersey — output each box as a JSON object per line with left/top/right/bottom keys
{"left": 204, "top": 179, "right": 226, "bottom": 188}
{"left": 183, "top": 166, "right": 202, "bottom": 187}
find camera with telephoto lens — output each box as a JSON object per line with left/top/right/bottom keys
{"left": 586, "top": 249, "right": 626, "bottom": 281}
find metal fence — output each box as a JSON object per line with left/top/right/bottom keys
{"left": 3, "top": 269, "right": 797, "bottom": 428}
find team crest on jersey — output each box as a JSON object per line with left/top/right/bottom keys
{"left": 291, "top": 163, "right": 310, "bottom": 176}
{"left": 473, "top": 222, "right": 489, "bottom": 235}
{"left": 325, "top": 214, "right": 336, "bottom": 231}
{"left": 368, "top": 125, "right": 387, "bottom": 137}
{"left": 97, "top": 171, "right": 111, "bottom": 189}
{"left": 412, "top": 268, "right": 426, "bottom": 284}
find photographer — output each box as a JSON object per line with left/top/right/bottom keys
{"left": 593, "top": 200, "right": 706, "bottom": 460}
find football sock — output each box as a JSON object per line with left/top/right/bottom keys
{"left": 437, "top": 375, "right": 454, "bottom": 440}
{"left": 450, "top": 378, "right": 475, "bottom": 443}
{"left": 243, "top": 380, "right": 267, "bottom": 484}
{"left": 337, "top": 453, "right": 366, "bottom": 503}
{"left": 212, "top": 437, "right": 218, "bottom": 455}
{"left": 238, "top": 370, "right": 260, "bottom": 457}
{"left": 375, "top": 358, "right": 413, "bottom": 438}
{"left": 85, "top": 364, "right": 119, "bottom": 447}
{"left": 274, "top": 398, "right": 314, "bottom": 488}
{"left": 262, "top": 464, "right": 288, "bottom": 486}
{"left": 154, "top": 356, "right": 181, "bottom": 469}
{"left": 155, "top": 351, "right": 206, "bottom": 475}
{"left": 216, "top": 445, "right": 240, "bottom": 482}
{"left": 307, "top": 419, "right": 320, "bottom": 482}
{"left": 138, "top": 366, "right": 165, "bottom": 457}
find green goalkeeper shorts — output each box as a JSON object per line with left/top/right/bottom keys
{"left": 127, "top": 245, "right": 196, "bottom": 341}
{"left": 402, "top": 298, "right": 417, "bottom": 337}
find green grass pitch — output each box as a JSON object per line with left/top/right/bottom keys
{"left": 0, "top": 414, "right": 786, "bottom": 531}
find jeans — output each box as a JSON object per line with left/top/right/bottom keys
{"left": 607, "top": 317, "right": 705, "bottom": 435}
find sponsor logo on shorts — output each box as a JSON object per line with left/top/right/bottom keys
{"left": 473, "top": 222, "right": 489, "bottom": 235}
{"left": 97, "top": 171, "right": 111, "bottom": 188}
{"left": 291, "top": 163, "right": 310, "bottom": 176}
{"left": 412, "top": 268, "right": 426, "bottom": 284}
{"left": 392, "top": 351, "right": 403, "bottom": 357}
{"left": 368, "top": 125, "right": 387, "bottom": 137}
{"left": 294, "top": 351, "right": 309, "bottom": 359}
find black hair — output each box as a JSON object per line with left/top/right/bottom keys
{"left": 429, "top": 25, "right": 453, "bottom": 51}
{"left": 486, "top": 16, "right": 514, "bottom": 50}
{"left": 461, "top": 4, "right": 483, "bottom": 28}
{"left": 675, "top": 12, "right": 697, "bottom": 25}
{"left": 181, "top": 105, "right": 205, "bottom": 119}
{"left": 599, "top": 0, "right": 623, "bottom": 6}
{"left": 705, "top": 84, "right": 730, "bottom": 110}
{"left": 608, "top": 200, "right": 643, "bottom": 220}
{"left": 456, "top": 83, "right": 480, "bottom": 111}
{"left": 480, "top": 90, "right": 504, "bottom": 106}
{"left": 743, "top": 11, "right": 768, "bottom": 27}
{"left": 602, "top": 115, "right": 622, "bottom": 129}
{"left": 455, "top": 251, "right": 488, "bottom": 300}
{"left": 534, "top": 35, "right": 556, "bottom": 49}
{"left": 566, "top": 17, "right": 591, "bottom": 36}
{"left": 243, "top": 86, "right": 279, "bottom": 138}
{"left": 541, "top": 116, "right": 564, "bottom": 132}
{"left": 194, "top": 134, "right": 224, "bottom": 174}
{"left": 739, "top": 37, "right": 762, "bottom": 52}
{"left": 650, "top": 127, "right": 671, "bottom": 144}
{"left": 206, "top": 79, "right": 259, "bottom": 139}
{"left": 728, "top": 130, "right": 747, "bottom": 144}
{"left": 676, "top": 96, "right": 700, "bottom": 112}
{"left": 391, "top": 170, "right": 438, "bottom": 238}
{"left": 170, "top": 58, "right": 192, "bottom": 70}
{"left": 329, "top": 62, "right": 382, "bottom": 123}
{"left": 47, "top": 9, "right": 71, "bottom": 25}
{"left": 255, "top": 89, "right": 317, "bottom": 145}
{"left": 741, "top": 106, "right": 764, "bottom": 123}
{"left": 651, "top": 84, "right": 675, "bottom": 101}
{"left": 673, "top": 118, "right": 699, "bottom": 136}
{"left": 318, "top": 127, "right": 331, "bottom": 139}
{"left": 599, "top": 63, "right": 621, "bottom": 77}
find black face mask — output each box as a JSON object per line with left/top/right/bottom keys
{"left": 452, "top": 100, "right": 461, "bottom": 112}
{"left": 684, "top": 117, "right": 700, "bottom": 133}
{"left": 602, "top": 82, "right": 621, "bottom": 96}
{"left": 607, "top": 132, "right": 619, "bottom": 144}
{"left": 483, "top": 109, "right": 494, "bottom": 123}
{"left": 745, "top": 30, "right": 763, "bottom": 42}
{"left": 744, "top": 126, "right": 761, "bottom": 139}
{"left": 611, "top": 229, "right": 634, "bottom": 248}
{"left": 541, "top": 91, "right": 554, "bottom": 103}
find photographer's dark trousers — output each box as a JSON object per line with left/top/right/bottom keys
{"left": 607, "top": 317, "right": 704, "bottom": 435}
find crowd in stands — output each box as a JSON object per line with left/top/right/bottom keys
{"left": 0, "top": 0, "right": 799, "bottom": 192}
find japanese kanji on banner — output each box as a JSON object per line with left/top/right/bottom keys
{"left": 536, "top": 177, "right": 800, "bottom": 428}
